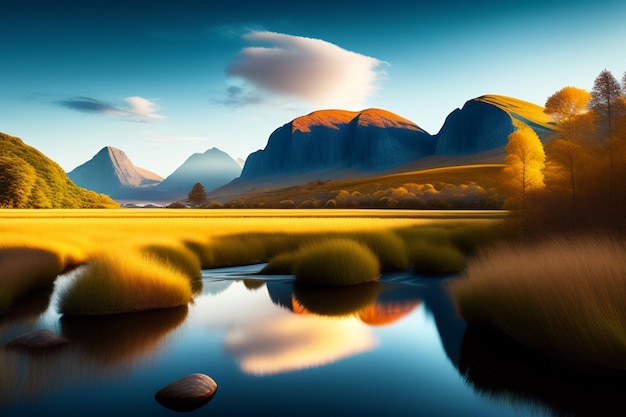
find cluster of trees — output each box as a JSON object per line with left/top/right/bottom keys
{"left": 187, "top": 181, "right": 504, "bottom": 210}
{"left": 505, "top": 69, "right": 626, "bottom": 236}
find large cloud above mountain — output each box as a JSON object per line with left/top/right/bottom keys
{"left": 226, "top": 32, "right": 386, "bottom": 108}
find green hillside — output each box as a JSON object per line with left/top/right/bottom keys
{"left": 0, "top": 132, "right": 118, "bottom": 208}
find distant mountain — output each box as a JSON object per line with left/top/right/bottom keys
{"left": 435, "top": 95, "right": 555, "bottom": 156}
{"left": 0, "top": 132, "right": 118, "bottom": 208}
{"left": 67, "top": 146, "right": 163, "bottom": 199}
{"left": 209, "top": 95, "right": 555, "bottom": 202}
{"left": 154, "top": 147, "right": 242, "bottom": 196}
{"left": 239, "top": 108, "right": 436, "bottom": 179}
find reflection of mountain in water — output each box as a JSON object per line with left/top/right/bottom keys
{"left": 459, "top": 325, "right": 625, "bottom": 417}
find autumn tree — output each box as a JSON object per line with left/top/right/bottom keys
{"left": 589, "top": 69, "right": 625, "bottom": 210}
{"left": 187, "top": 182, "right": 207, "bottom": 207}
{"left": 544, "top": 86, "right": 591, "bottom": 125}
{"left": 590, "top": 69, "right": 622, "bottom": 139}
{"left": 542, "top": 87, "right": 599, "bottom": 230}
{"left": 504, "top": 122, "right": 545, "bottom": 238}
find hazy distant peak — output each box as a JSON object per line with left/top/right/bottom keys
{"left": 68, "top": 145, "right": 163, "bottom": 196}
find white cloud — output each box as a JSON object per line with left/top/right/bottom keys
{"left": 117, "top": 96, "right": 165, "bottom": 122}
{"left": 57, "top": 96, "right": 164, "bottom": 122}
{"left": 226, "top": 32, "right": 387, "bottom": 109}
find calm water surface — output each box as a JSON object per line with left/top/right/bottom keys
{"left": 0, "top": 265, "right": 622, "bottom": 416}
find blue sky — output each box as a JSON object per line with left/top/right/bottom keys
{"left": 2, "top": 0, "right": 626, "bottom": 177}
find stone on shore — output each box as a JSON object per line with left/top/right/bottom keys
{"left": 155, "top": 373, "right": 217, "bottom": 411}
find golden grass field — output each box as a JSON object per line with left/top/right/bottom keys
{"left": 0, "top": 209, "right": 503, "bottom": 314}
{"left": 2, "top": 208, "right": 624, "bottom": 374}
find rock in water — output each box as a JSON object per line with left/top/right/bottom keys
{"left": 155, "top": 373, "right": 218, "bottom": 411}
{"left": 6, "top": 329, "right": 69, "bottom": 349}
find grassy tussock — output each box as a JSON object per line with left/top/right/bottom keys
{"left": 183, "top": 239, "right": 215, "bottom": 269}
{"left": 450, "top": 236, "right": 626, "bottom": 373}
{"left": 141, "top": 243, "right": 202, "bottom": 294}
{"left": 259, "top": 251, "right": 297, "bottom": 275}
{"left": 407, "top": 240, "right": 466, "bottom": 275}
{"left": 0, "top": 247, "right": 64, "bottom": 312}
{"left": 293, "top": 239, "right": 380, "bottom": 286}
{"left": 58, "top": 251, "right": 193, "bottom": 315}
{"left": 346, "top": 230, "right": 409, "bottom": 271}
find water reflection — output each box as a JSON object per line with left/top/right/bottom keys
{"left": 60, "top": 306, "right": 188, "bottom": 366}
{"left": 459, "top": 325, "right": 626, "bottom": 417}
{"left": 224, "top": 314, "right": 377, "bottom": 376}
{"left": 0, "top": 307, "right": 187, "bottom": 407}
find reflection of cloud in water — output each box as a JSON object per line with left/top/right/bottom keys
{"left": 224, "top": 315, "right": 377, "bottom": 376}
{"left": 201, "top": 279, "right": 233, "bottom": 296}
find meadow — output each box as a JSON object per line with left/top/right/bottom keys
{"left": 0, "top": 209, "right": 502, "bottom": 314}
{"left": 2, "top": 208, "right": 624, "bottom": 376}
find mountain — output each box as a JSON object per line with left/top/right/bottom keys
{"left": 209, "top": 95, "right": 555, "bottom": 202}
{"left": 435, "top": 95, "right": 555, "bottom": 156}
{"left": 67, "top": 146, "right": 163, "bottom": 199}
{"left": 239, "top": 108, "right": 436, "bottom": 179}
{"left": 154, "top": 147, "right": 242, "bottom": 196}
{"left": 0, "top": 132, "right": 118, "bottom": 208}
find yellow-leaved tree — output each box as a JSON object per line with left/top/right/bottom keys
{"left": 504, "top": 122, "right": 545, "bottom": 238}
{"left": 543, "top": 87, "right": 598, "bottom": 230}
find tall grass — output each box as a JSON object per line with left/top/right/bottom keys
{"left": 293, "top": 239, "right": 380, "bottom": 286}
{"left": 449, "top": 236, "right": 626, "bottom": 374}
{"left": 406, "top": 240, "right": 466, "bottom": 275}
{"left": 346, "top": 230, "right": 409, "bottom": 271}
{"left": 58, "top": 251, "right": 193, "bottom": 315}
{"left": 0, "top": 247, "right": 64, "bottom": 313}
{"left": 141, "top": 243, "right": 202, "bottom": 294}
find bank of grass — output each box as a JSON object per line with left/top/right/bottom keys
{"left": 58, "top": 251, "right": 193, "bottom": 315}
{"left": 141, "top": 243, "right": 203, "bottom": 294}
{"left": 1, "top": 210, "right": 502, "bottom": 313}
{"left": 293, "top": 238, "right": 381, "bottom": 286}
{"left": 0, "top": 247, "right": 64, "bottom": 313}
{"left": 407, "top": 240, "right": 466, "bottom": 275}
{"left": 260, "top": 229, "right": 410, "bottom": 275}
{"left": 449, "top": 236, "right": 626, "bottom": 374}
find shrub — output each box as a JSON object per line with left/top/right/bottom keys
{"left": 449, "top": 236, "right": 626, "bottom": 374}
{"left": 58, "top": 251, "right": 193, "bottom": 315}
{"left": 293, "top": 239, "right": 380, "bottom": 286}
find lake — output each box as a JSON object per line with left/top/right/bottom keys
{"left": 0, "top": 265, "right": 622, "bottom": 416}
